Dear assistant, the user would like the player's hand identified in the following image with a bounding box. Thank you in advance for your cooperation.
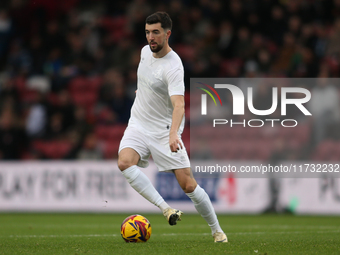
[169,132,183,152]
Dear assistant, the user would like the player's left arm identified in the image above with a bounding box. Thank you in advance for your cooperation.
[169,95,184,152]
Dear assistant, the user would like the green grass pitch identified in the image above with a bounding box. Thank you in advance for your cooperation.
[0,213,339,255]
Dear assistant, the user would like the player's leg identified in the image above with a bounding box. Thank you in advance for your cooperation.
[174,167,228,242]
[118,130,171,213]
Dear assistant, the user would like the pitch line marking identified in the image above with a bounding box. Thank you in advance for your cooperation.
[2,230,339,238]
[1,224,339,230]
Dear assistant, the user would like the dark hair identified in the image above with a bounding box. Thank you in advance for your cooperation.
[145,12,172,31]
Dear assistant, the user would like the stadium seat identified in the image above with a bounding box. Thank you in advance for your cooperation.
[71,92,98,107]
[69,77,88,92]
[294,124,311,144]
[173,44,195,61]
[219,58,243,77]
[255,141,273,161]
[191,124,213,138]
[312,140,337,160]
[32,140,72,159]
[103,142,120,159]
[69,76,102,94]
[20,89,40,103]
[95,124,126,141]
[47,93,60,105]
[98,16,128,43]
[14,76,27,93]
[209,140,238,159]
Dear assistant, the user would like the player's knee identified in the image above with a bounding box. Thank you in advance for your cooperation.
[117,158,133,171]
[183,183,197,193]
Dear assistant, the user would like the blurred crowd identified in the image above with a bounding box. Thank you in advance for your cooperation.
[0,0,339,160]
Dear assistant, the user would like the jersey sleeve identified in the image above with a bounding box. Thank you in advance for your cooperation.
[165,67,185,97]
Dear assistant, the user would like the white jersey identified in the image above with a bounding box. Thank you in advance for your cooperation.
[128,45,185,138]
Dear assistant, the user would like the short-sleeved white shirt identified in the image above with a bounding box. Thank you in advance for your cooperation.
[128,45,185,138]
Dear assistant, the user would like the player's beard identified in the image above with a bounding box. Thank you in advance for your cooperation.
[149,42,163,53]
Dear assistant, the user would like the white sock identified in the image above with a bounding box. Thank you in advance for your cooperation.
[121,165,170,211]
[159,201,170,212]
[186,185,223,235]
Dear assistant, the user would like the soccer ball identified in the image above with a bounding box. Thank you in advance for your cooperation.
[121,214,152,243]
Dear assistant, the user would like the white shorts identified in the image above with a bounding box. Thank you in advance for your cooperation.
[118,126,190,172]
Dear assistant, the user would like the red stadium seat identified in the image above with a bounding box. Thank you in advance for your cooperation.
[173,44,195,61]
[255,140,273,161]
[95,124,127,141]
[20,89,39,103]
[312,140,337,160]
[103,142,120,159]
[69,76,102,94]
[47,93,60,105]
[219,58,243,77]
[13,76,27,93]
[98,16,128,43]
[71,92,98,107]
[191,124,212,139]
[33,140,72,159]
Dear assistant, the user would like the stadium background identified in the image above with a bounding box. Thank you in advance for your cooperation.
[0,0,339,214]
